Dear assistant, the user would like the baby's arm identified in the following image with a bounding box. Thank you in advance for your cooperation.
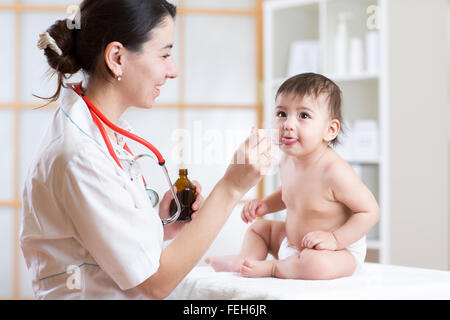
[328,163,381,249]
[241,187,286,223]
[262,186,286,213]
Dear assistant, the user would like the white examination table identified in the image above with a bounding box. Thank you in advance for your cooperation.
[168,263,450,300]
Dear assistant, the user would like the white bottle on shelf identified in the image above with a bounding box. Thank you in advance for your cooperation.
[334,12,350,75]
[349,37,364,75]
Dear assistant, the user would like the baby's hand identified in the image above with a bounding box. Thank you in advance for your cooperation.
[301,231,338,251]
[241,199,268,224]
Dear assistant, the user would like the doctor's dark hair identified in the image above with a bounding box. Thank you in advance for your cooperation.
[37,0,176,104]
[275,73,343,146]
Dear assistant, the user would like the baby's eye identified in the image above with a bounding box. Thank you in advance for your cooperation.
[162,54,171,59]
[275,111,286,117]
[299,112,310,119]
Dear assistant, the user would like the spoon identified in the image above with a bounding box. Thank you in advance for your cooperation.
[272,139,285,145]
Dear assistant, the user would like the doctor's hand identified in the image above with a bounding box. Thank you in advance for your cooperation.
[222,127,277,198]
[159,182,203,241]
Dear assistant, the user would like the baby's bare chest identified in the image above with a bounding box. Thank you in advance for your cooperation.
[280,162,343,218]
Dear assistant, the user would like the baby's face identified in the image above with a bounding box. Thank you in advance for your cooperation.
[273,92,336,157]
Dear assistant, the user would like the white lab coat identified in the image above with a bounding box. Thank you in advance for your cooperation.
[20,85,164,299]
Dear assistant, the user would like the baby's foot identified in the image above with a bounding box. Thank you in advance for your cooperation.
[239,259,275,278]
[205,255,245,273]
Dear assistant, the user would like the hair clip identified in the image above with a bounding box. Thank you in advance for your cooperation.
[37,32,63,56]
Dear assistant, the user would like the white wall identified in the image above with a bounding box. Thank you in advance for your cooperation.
[447,0,450,270]
[387,0,449,270]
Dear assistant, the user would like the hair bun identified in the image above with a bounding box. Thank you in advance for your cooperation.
[43,19,80,75]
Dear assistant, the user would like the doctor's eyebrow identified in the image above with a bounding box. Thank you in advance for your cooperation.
[161,44,173,50]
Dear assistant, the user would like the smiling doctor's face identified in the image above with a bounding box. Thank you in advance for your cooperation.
[120,16,178,108]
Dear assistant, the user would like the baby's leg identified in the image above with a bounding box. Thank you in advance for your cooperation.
[272,248,357,280]
[205,220,285,272]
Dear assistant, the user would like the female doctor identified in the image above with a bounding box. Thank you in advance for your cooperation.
[20,0,274,299]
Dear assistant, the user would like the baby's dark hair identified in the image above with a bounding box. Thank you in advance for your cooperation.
[275,73,343,146]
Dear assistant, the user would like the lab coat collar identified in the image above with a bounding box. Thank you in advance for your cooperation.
[59,83,134,157]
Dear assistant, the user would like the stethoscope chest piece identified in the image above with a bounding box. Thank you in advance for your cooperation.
[145,188,159,208]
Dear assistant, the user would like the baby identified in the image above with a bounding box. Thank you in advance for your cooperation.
[206,73,380,280]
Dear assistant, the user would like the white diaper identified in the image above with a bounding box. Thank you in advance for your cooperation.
[277,237,302,260]
[277,236,367,275]
[345,236,367,274]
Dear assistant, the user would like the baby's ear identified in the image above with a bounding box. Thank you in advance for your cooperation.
[324,119,340,143]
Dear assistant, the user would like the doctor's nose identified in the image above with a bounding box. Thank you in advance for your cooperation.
[166,59,179,79]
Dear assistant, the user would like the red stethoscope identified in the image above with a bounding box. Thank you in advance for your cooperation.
[71,83,181,225]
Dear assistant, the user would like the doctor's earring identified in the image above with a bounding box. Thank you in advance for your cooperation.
[116,73,122,81]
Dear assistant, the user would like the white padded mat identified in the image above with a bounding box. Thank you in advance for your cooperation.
[168,263,450,300]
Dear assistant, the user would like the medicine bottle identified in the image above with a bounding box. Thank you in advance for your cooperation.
[169,169,197,221]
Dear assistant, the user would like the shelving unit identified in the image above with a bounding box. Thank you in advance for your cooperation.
[262,0,388,263]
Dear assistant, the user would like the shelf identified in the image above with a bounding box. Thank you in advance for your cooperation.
[264,0,320,12]
[346,158,380,165]
[325,72,379,82]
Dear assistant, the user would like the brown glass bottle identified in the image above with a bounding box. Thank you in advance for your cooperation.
[169,169,197,221]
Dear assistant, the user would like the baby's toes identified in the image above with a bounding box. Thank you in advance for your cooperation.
[239,259,254,277]
[244,258,257,267]
[240,265,251,277]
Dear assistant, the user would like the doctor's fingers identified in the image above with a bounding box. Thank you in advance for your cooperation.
[250,137,277,165]
[191,180,202,195]
[247,128,268,149]
[231,130,267,166]
[192,193,203,211]
[190,211,199,220]
[163,186,177,201]
[248,135,271,159]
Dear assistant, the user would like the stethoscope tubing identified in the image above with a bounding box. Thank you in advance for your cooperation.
[71,84,165,165]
